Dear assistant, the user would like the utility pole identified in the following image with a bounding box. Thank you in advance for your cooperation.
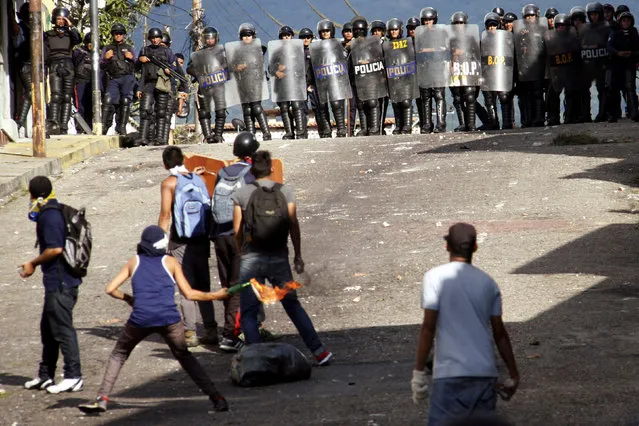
[30,0,45,157]
[191,0,203,140]
[90,0,102,135]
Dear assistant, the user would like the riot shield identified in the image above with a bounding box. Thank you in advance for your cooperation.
[349,35,389,101]
[267,39,307,103]
[309,39,352,104]
[414,24,450,89]
[579,23,610,82]
[224,39,270,105]
[480,30,514,92]
[382,37,418,103]
[189,45,239,110]
[514,19,547,82]
[545,28,582,92]
[448,24,481,87]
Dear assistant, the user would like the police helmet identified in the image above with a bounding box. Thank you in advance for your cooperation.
[202,26,219,43]
[111,23,126,35]
[238,23,256,38]
[553,13,571,27]
[233,132,260,158]
[492,7,505,17]
[51,7,70,25]
[342,22,353,36]
[420,7,438,24]
[522,4,538,17]
[161,32,171,46]
[279,25,294,39]
[299,27,314,39]
[544,8,559,19]
[147,28,163,41]
[618,11,634,26]
[406,17,421,29]
[370,20,385,35]
[317,19,335,38]
[602,3,614,13]
[570,6,587,22]
[586,2,603,16]
[484,12,500,28]
[386,18,403,38]
[450,11,469,25]
[351,16,368,37]
[615,5,630,17]
[503,12,518,23]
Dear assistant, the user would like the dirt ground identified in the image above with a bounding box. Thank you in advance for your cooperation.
[1,121,638,425]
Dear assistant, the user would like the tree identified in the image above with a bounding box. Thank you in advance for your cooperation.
[57,0,171,45]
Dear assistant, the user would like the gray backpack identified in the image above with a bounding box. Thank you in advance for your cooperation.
[212,165,251,225]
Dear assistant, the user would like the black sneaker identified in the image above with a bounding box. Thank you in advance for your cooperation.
[210,395,229,412]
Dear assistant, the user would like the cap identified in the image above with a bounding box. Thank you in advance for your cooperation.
[444,223,477,248]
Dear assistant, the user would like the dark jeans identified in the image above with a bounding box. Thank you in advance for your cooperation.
[212,234,241,339]
[38,286,82,379]
[428,377,497,426]
[98,321,221,398]
[238,253,324,356]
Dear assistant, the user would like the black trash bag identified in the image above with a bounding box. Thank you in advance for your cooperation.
[231,342,312,387]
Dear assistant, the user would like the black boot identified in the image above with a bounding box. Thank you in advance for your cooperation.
[293,102,307,139]
[401,103,413,134]
[367,101,380,135]
[474,100,489,130]
[253,105,271,141]
[278,102,295,139]
[46,102,61,136]
[59,102,72,134]
[421,94,433,133]
[154,118,168,145]
[465,98,477,132]
[213,111,225,143]
[17,98,32,130]
[136,117,150,146]
[332,101,347,137]
[391,103,401,135]
[317,104,332,138]
[116,103,131,135]
[200,117,215,143]
[501,100,513,129]
[532,96,545,127]
[434,94,447,133]
[356,105,367,136]
[242,104,255,134]
[102,104,116,135]
[453,102,465,132]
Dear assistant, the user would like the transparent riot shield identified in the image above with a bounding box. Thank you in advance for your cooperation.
[414,24,451,89]
[309,39,352,104]
[267,39,307,103]
[480,30,514,92]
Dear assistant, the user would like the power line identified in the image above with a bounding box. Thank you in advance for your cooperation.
[229,0,276,39]
[249,0,295,32]
[207,0,238,41]
[303,0,343,28]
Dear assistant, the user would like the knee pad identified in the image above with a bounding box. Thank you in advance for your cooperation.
[198,110,211,120]
[330,100,343,111]
[398,100,412,109]
[120,97,132,106]
[103,93,115,105]
[251,102,263,115]
[140,109,152,120]
[365,99,378,109]
[50,92,64,104]
[215,109,226,119]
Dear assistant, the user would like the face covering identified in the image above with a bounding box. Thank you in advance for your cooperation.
[28,190,56,222]
[168,165,189,176]
[137,227,169,257]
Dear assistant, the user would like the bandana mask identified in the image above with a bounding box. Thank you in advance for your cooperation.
[28,190,56,222]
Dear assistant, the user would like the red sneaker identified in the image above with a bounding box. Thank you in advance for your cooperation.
[315,351,333,366]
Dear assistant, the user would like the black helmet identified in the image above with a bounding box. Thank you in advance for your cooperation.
[615,5,630,17]
[111,23,126,35]
[238,22,256,38]
[83,32,91,44]
[602,3,614,13]
[342,22,353,35]
[522,4,538,17]
[586,2,603,16]
[279,25,294,39]
[492,7,505,17]
[161,32,171,46]
[503,12,518,23]
[420,7,438,24]
[18,2,30,22]
[370,20,385,35]
[484,12,500,28]
[618,11,634,26]
[299,27,313,38]
[553,13,571,27]
[317,19,335,38]
[450,11,468,25]
[570,6,587,22]
[406,17,421,29]
[386,18,403,38]
[544,8,559,19]
[202,26,219,42]
[147,27,163,41]
[51,7,70,25]
[351,16,368,37]
[233,132,260,158]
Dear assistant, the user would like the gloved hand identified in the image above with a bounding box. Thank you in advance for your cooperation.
[411,369,429,405]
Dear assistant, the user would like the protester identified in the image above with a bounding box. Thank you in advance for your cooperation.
[412,223,520,425]
[159,146,218,347]
[77,225,229,414]
[232,150,332,365]
[20,176,83,394]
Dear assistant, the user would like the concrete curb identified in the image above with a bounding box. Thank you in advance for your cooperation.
[0,135,120,199]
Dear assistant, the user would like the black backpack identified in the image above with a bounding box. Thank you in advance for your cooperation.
[40,203,93,278]
[243,183,290,251]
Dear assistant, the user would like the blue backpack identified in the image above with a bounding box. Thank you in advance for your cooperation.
[173,173,211,238]
[212,165,252,226]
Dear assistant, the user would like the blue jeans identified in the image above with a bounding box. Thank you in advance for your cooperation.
[239,253,324,356]
[428,377,497,426]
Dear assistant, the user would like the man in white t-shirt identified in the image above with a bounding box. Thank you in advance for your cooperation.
[412,223,520,425]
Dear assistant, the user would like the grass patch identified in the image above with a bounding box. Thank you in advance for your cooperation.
[552,133,615,146]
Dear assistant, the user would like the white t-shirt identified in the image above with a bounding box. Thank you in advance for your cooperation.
[421,261,502,380]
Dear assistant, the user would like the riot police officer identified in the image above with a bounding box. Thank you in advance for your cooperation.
[342,22,353,48]
[299,28,318,133]
[44,7,81,135]
[316,19,348,137]
[584,2,611,122]
[135,27,176,145]
[545,8,559,30]
[72,33,93,132]
[406,17,420,38]
[187,26,228,143]
[492,7,506,29]
[385,18,415,134]
[603,4,615,26]
[606,11,639,122]
[370,20,389,134]
[101,23,136,136]
[13,2,32,133]
[503,12,517,33]
[418,7,447,133]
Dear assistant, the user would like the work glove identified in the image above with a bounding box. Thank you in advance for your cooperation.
[411,369,429,405]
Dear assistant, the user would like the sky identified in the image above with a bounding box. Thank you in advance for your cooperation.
[132,0,599,59]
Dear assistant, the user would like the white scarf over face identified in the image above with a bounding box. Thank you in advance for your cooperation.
[169,165,189,176]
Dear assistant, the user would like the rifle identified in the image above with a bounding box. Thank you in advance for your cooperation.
[148,55,190,86]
